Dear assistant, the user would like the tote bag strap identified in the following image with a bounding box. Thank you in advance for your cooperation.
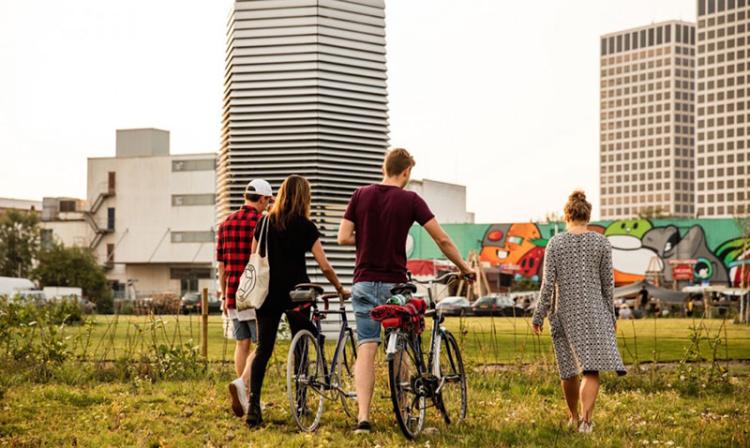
[253,215,269,258]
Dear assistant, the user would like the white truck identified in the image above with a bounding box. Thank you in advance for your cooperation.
[0,276,36,297]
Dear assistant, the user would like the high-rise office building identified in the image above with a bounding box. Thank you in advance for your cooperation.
[696,0,750,217]
[217,0,389,283]
[600,21,696,219]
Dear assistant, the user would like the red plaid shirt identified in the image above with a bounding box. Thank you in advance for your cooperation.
[216,205,261,309]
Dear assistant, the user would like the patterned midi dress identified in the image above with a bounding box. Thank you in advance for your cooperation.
[532,232,626,379]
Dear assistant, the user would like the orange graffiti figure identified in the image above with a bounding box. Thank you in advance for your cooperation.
[480,223,541,269]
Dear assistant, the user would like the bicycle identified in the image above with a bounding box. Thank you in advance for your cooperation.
[285,283,358,432]
[376,272,472,439]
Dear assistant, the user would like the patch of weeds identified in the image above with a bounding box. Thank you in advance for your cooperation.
[42,389,109,408]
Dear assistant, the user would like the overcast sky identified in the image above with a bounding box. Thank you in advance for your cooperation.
[0,0,695,222]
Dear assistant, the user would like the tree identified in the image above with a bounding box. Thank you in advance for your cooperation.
[32,243,113,313]
[0,209,41,278]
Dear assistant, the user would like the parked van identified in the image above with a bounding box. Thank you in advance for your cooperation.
[0,276,36,297]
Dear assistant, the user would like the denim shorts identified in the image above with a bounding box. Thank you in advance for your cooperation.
[232,318,258,343]
[352,282,395,346]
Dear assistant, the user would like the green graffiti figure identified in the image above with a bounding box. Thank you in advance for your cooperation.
[604,219,653,239]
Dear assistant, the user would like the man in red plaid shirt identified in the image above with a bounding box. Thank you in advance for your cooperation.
[217,179,274,418]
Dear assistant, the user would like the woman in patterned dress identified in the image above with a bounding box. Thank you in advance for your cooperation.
[532,191,626,433]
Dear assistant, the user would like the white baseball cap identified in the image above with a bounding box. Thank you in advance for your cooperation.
[245,179,273,197]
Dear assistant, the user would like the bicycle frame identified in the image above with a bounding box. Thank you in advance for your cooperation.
[307,299,355,391]
[384,277,446,390]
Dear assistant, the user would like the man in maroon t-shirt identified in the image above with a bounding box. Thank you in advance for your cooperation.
[338,148,473,433]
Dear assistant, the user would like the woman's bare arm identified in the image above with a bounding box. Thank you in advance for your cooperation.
[311,239,350,298]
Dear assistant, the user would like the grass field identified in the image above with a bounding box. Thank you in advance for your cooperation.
[2,315,750,447]
[62,314,750,365]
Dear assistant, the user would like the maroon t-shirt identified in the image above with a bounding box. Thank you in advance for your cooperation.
[344,184,435,283]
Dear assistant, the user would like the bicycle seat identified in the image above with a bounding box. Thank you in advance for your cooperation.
[290,283,324,303]
[390,283,417,296]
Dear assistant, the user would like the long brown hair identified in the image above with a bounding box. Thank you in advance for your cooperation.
[268,175,311,230]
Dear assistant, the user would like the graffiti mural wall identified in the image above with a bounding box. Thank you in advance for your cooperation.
[407,219,750,287]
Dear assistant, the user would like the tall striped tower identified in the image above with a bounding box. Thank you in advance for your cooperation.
[217,0,389,284]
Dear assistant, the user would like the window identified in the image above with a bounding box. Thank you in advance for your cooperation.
[107,207,115,231]
[59,200,76,212]
[41,229,54,250]
[103,244,114,267]
[172,159,214,172]
[172,194,215,206]
[171,231,215,243]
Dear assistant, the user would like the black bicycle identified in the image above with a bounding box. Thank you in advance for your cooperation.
[379,272,471,439]
[286,284,358,432]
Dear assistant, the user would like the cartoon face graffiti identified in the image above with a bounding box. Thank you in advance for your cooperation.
[641,225,729,283]
[481,223,544,278]
[604,219,660,284]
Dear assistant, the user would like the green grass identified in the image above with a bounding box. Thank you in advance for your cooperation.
[2,365,750,447]
[66,314,750,365]
[3,315,750,447]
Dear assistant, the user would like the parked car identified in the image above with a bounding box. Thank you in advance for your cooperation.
[472,294,527,317]
[436,296,471,316]
[180,292,221,314]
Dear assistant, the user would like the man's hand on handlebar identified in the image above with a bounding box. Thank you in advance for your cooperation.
[337,287,351,300]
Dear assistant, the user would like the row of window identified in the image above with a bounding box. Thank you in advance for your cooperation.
[171,231,215,243]
[601,24,695,56]
[698,49,747,67]
[697,76,749,90]
[602,182,694,194]
[696,204,747,216]
[698,12,748,30]
[601,205,695,218]
[602,137,694,151]
[171,194,216,206]
[602,125,696,141]
[602,147,694,160]
[698,141,750,151]
[172,159,215,172]
[698,179,747,190]
[697,127,750,140]
[697,166,748,177]
[697,115,750,128]
[698,0,749,16]
[698,22,748,40]
[604,195,694,206]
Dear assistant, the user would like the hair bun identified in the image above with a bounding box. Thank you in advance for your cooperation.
[569,190,587,202]
[564,190,592,223]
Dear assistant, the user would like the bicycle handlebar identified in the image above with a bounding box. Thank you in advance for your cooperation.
[410,272,475,285]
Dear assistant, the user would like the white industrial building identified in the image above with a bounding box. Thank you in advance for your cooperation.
[406,179,474,224]
[74,128,218,298]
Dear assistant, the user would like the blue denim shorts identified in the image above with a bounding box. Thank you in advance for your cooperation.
[352,282,395,346]
[232,318,258,343]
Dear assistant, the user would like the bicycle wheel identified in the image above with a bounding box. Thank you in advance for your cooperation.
[435,330,467,425]
[286,329,325,432]
[387,332,425,439]
[332,328,358,419]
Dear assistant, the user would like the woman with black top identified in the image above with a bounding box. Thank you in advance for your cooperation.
[246,175,350,428]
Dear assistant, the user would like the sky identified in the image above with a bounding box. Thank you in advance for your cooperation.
[0,0,695,222]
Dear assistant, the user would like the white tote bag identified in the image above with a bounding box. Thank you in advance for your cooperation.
[236,216,270,311]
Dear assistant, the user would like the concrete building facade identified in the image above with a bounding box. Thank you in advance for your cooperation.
[0,198,42,216]
[600,21,697,220]
[406,179,474,224]
[695,0,750,217]
[87,129,217,298]
[217,0,389,284]
[40,197,90,248]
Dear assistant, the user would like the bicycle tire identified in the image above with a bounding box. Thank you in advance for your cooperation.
[286,329,325,432]
[387,332,425,439]
[333,328,358,419]
[435,330,467,425]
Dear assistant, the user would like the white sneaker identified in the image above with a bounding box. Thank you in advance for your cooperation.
[229,378,249,417]
[578,421,594,433]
